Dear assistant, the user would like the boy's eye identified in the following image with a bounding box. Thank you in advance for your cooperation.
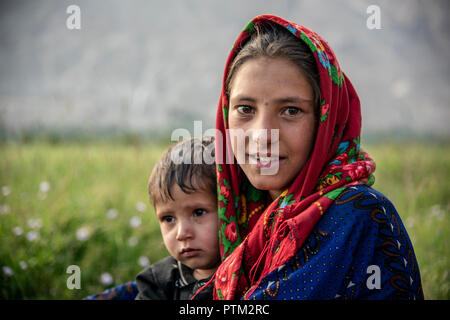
[161,216,175,223]
[193,208,207,217]
[236,105,254,115]
[282,107,301,117]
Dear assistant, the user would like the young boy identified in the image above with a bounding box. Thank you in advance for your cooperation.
[135,137,220,300]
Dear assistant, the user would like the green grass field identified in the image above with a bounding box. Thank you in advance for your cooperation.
[0,141,449,299]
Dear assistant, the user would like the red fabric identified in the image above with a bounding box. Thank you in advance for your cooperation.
[207,15,376,300]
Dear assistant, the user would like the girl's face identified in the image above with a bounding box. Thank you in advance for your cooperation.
[228,57,317,200]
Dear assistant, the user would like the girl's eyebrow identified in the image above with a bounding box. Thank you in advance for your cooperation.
[231,95,312,104]
[232,95,256,103]
[273,97,313,104]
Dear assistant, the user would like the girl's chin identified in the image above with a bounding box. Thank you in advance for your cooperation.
[246,175,286,193]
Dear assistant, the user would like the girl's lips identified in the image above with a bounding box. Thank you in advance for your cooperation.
[247,154,286,169]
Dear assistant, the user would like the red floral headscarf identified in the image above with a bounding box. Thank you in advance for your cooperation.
[211,15,376,300]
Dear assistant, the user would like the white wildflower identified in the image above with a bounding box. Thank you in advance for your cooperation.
[19,261,28,270]
[405,216,415,229]
[135,201,147,213]
[106,208,118,219]
[39,181,51,193]
[2,266,14,276]
[128,237,138,247]
[1,204,10,215]
[13,226,23,236]
[129,216,141,228]
[76,226,92,241]
[28,218,43,230]
[26,231,39,242]
[429,205,445,221]
[2,186,10,196]
[100,272,113,286]
[138,256,150,267]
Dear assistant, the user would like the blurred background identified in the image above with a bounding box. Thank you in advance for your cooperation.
[0,0,448,299]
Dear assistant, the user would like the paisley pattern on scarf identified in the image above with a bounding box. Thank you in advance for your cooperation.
[207,14,380,300]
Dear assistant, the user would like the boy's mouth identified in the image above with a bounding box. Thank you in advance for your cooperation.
[180,247,201,257]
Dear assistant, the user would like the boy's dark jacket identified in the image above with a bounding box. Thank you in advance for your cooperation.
[135,256,212,300]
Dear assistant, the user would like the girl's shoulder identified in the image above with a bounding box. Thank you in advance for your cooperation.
[333,184,393,206]
[327,184,398,221]
[319,184,411,252]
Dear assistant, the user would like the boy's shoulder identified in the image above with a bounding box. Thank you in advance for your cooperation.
[137,256,178,283]
[135,256,213,300]
[135,256,180,300]
[150,256,179,273]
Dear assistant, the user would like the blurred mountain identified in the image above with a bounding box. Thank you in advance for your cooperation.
[0,0,449,140]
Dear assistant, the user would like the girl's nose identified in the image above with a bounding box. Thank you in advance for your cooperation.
[176,220,194,241]
[250,111,280,151]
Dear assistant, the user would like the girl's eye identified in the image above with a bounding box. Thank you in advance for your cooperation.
[161,216,175,223]
[282,107,301,117]
[193,208,207,217]
[236,105,254,115]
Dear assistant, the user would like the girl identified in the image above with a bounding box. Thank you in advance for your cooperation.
[196,15,424,300]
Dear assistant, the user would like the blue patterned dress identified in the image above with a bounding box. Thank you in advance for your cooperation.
[246,185,423,300]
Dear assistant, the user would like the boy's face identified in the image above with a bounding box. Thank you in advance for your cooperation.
[154,184,220,279]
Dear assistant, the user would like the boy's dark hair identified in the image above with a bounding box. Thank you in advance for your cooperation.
[148,136,217,206]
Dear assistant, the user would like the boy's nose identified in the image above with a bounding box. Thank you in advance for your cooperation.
[176,221,194,241]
